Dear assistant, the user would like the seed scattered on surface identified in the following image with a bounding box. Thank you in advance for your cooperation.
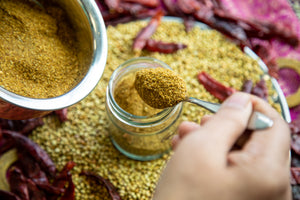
[135,67,187,109]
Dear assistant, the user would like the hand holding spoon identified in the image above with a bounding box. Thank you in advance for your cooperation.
[134,67,273,130]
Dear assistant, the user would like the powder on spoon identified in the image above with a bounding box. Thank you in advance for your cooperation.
[134,67,187,109]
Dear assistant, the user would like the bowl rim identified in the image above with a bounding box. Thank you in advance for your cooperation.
[0,0,108,111]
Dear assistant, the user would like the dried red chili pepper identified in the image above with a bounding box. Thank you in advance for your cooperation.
[177,0,202,14]
[8,167,30,200]
[96,0,123,23]
[2,130,56,177]
[104,0,120,11]
[16,151,49,187]
[262,22,299,47]
[15,152,65,195]
[38,182,66,196]
[0,118,44,136]
[54,109,68,123]
[48,161,76,200]
[241,79,268,101]
[251,79,268,101]
[199,73,269,102]
[208,8,299,48]
[251,43,279,78]
[241,80,253,93]
[123,0,159,8]
[192,4,214,21]
[102,10,122,23]
[145,39,187,53]
[59,175,75,200]
[8,166,48,200]
[101,0,158,26]
[0,138,14,155]
[80,171,122,200]
[27,179,47,200]
[245,20,299,47]
[54,161,76,182]
[0,190,21,200]
[133,9,164,51]
[96,0,108,12]
[197,71,236,102]
[20,118,44,135]
[193,7,248,45]
[203,0,216,8]
[183,16,196,32]
[119,2,155,17]
[106,15,137,26]
[292,167,300,185]
[161,0,178,15]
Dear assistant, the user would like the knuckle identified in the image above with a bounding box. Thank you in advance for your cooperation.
[217,108,249,128]
[224,114,247,131]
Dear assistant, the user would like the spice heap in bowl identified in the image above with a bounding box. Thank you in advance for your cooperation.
[0,0,107,120]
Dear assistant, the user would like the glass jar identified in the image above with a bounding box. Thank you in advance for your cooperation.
[105,57,183,161]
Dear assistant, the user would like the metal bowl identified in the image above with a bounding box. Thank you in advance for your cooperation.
[0,0,108,120]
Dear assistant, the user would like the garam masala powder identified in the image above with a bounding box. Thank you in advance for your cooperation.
[134,67,187,109]
[114,72,162,116]
[0,0,82,98]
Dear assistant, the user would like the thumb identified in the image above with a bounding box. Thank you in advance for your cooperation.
[202,92,253,154]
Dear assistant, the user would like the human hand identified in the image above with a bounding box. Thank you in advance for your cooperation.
[153,92,291,200]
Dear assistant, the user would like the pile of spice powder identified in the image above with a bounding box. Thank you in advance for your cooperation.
[0,0,82,98]
[114,72,162,116]
[134,67,187,109]
[30,20,281,200]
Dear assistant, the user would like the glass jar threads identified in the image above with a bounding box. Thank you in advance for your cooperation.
[105,57,183,161]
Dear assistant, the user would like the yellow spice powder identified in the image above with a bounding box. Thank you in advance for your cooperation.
[114,72,162,116]
[135,67,187,109]
[0,0,81,98]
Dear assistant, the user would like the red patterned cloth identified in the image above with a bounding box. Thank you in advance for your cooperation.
[221,0,300,59]
[221,0,300,121]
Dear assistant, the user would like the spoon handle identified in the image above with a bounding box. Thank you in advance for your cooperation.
[186,97,273,130]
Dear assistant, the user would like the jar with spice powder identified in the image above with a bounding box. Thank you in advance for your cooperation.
[105,57,183,161]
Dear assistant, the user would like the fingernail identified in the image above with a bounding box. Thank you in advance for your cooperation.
[222,93,250,109]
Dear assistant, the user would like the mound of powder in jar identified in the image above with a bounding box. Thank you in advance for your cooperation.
[134,67,187,109]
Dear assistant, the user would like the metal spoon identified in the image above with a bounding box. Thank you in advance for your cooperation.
[134,68,273,130]
[185,97,274,130]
